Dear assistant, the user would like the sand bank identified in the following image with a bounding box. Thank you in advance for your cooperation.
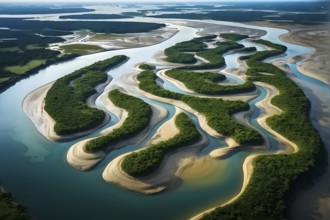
[102,108,209,194]
[23,81,110,141]
[157,69,259,102]
[67,91,168,171]
[191,80,300,219]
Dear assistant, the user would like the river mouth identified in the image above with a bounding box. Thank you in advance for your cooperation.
[0,10,328,220]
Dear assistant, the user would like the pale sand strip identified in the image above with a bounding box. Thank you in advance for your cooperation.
[278,34,329,85]
[137,87,222,139]
[23,77,112,141]
[148,107,180,145]
[66,92,167,171]
[191,81,299,220]
[102,108,209,194]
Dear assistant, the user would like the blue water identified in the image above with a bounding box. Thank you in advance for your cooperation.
[0,17,327,220]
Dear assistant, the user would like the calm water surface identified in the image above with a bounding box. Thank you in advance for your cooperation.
[0,17,326,220]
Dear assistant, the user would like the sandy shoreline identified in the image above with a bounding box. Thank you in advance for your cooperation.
[102,107,210,194]
[250,21,330,85]
[158,69,259,102]
[191,80,298,219]
[23,78,112,141]
[67,90,168,171]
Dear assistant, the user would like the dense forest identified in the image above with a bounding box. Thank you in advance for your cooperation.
[201,36,326,220]
[165,69,255,95]
[44,55,128,135]
[180,41,244,70]
[122,112,201,177]
[85,89,152,152]
[0,18,165,34]
[219,33,249,41]
[0,5,93,14]
[137,66,263,145]
[59,14,132,19]
[0,188,28,220]
[148,2,328,24]
[0,28,78,93]
[0,18,165,93]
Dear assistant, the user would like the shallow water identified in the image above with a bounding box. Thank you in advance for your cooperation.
[0,15,327,220]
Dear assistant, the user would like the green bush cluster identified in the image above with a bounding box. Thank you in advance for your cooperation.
[0,28,79,93]
[251,39,288,51]
[201,38,326,220]
[139,63,156,70]
[137,69,263,145]
[121,112,201,177]
[182,96,262,145]
[220,33,249,41]
[137,69,184,100]
[165,69,256,95]
[164,37,210,64]
[84,89,152,152]
[180,41,244,70]
[44,55,128,135]
[0,190,28,220]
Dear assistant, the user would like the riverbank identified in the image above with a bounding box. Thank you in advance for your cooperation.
[249,21,330,85]
[23,77,111,141]
[67,90,167,171]
[102,107,210,194]
[191,80,300,219]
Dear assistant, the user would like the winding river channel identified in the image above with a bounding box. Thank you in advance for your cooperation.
[0,17,328,220]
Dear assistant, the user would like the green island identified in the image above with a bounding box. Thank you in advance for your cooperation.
[219,33,249,41]
[44,55,128,135]
[0,188,28,220]
[121,112,201,177]
[165,69,255,95]
[0,27,78,93]
[163,35,244,69]
[59,44,105,55]
[59,14,133,19]
[137,65,263,145]
[200,39,326,219]
[180,41,244,70]
[84,89,152,153]
[0,18,166,93]
[164,38,207,64]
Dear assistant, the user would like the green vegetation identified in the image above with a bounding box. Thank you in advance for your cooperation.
[5,59,46,74]
[0,5,94,14]
[165,69,256,95]
[137,69,263,145]
[251,39,288,51]
[201,38,326,220]
[237,47,257,53]
[139,63,156,70]
[59,14,132,19]
[0,18,165,93]
[164,37,209,64]
[60,44,104,55]
[180,41,244,70]
[0,188,28,220]
[220,33,249,41]
[0,28,78,93]
[148,2,329,24]
[84,89,152,152]
[0,18,166,35]
[122,112,201,177]
[44,55,128,135]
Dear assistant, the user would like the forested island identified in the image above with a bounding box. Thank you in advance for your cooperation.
[1,2,328,220]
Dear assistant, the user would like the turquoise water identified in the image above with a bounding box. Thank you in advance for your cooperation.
[0,18,325,220]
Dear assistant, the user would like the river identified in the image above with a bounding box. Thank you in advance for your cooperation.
[0,17,328,220]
